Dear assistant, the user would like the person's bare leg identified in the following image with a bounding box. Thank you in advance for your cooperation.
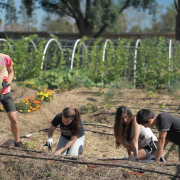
[7,111,20,143]
[129,148,149,160]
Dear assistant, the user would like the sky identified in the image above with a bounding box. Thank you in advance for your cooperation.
[0,0,173,31]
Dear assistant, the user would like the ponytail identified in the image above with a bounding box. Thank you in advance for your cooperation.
[62,107,81,135]
[73,108,81,135]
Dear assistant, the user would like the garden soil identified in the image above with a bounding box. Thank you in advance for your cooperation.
[0,83,180,179]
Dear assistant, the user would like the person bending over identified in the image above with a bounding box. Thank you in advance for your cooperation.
[114,106,163,161]
[137,109,180,162]
[46,107,85,156]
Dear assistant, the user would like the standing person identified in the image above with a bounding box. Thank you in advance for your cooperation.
[137,109,180,162]
[46,107,85,156]
[0,53,23,147]
[114,106,163,161]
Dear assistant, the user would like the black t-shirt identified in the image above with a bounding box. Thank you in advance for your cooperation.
[156,112,180,133]
[51,113,85,140]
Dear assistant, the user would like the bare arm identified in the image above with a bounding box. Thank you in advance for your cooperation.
[132,117,141,158]
[155,131,167,162]
[55,135,78,155]
[48,125,56,137]
[7,64,14,83]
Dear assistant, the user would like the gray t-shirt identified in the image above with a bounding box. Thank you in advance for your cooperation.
[156,112,180,133]
[155,112,180,145]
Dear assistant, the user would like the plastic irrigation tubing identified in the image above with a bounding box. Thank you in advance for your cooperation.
[0,145,44,154]
[0,152,179,178]
[83,123,113,128]
[85,129,113,135]
[13,88,27,101]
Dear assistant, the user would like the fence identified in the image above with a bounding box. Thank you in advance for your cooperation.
[0,36,179,90]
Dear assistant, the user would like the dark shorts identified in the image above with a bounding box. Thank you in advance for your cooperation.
[143,141,158,156]
[166,131,180,145]
[0,93,16,112]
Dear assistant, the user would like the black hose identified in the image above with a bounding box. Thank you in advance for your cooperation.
[0,152,179,178]
[13,88,27,101]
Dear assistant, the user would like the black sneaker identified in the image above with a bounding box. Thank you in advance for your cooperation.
[14,141,23,148]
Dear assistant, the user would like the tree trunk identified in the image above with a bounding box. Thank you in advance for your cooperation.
[76,17,93,38]
[175,11,180,40]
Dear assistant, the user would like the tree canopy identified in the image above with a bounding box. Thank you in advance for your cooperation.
[22,0,157,37]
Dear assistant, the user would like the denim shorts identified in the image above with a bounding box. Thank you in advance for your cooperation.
[0,93,16,112]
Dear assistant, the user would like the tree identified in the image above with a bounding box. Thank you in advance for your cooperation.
[22,0,157,38]
[41,16,78,33]
[143,4,176,33]
[5,0,17,26]
[0,0,16,30]
[18,2,37,31]
[174,0,180,40]
[4,0,18,31]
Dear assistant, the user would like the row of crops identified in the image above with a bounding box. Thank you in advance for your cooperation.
[0,34,180,91]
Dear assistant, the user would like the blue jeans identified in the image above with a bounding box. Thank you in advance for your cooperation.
[56,135,85,156]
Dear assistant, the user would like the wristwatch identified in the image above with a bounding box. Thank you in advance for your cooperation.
[2,82,11,87]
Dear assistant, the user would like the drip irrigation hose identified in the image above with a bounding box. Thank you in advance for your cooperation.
[0,145,43,154]
[83,123,113,128]
[13,88,27,101]
[85,129,113,136]
[0,152,179,178]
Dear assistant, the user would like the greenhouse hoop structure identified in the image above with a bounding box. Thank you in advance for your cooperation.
[0,37,178,88]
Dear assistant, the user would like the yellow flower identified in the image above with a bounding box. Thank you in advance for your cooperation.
[19,110,22,112]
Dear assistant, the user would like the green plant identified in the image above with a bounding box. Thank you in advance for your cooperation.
[3,35,46,81]
[159,102,166,109]
[37,89,53,102]
[44,171,53,177]
[15,96,43,113]
[166,76,180,96]
[23,141,35,150]
[147,90,155,98]
[104,89,116,102]
[9,133,13,137]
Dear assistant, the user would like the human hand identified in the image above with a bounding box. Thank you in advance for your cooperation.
[55,149,63,155]
[46,137,53,148]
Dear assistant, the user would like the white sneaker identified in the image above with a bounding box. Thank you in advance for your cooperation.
[145,155,166,162]
[122,155,129,160]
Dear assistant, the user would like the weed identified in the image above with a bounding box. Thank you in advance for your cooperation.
[95,87,104,96]
[9,133,13,137]
[147,90,155,98]
[23,141,35,150]
[45,170,53,177]
[166,77,180,96]
[79,103,97,114]
[159,102,166,109]
[104,89,116,102]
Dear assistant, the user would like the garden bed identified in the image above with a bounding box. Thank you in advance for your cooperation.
[0,83,179,179]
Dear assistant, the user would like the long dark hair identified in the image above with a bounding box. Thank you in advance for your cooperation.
[114,106,133,148]
[62,107,81,135]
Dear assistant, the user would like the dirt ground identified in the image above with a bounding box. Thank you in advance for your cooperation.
[0,83,180,180]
